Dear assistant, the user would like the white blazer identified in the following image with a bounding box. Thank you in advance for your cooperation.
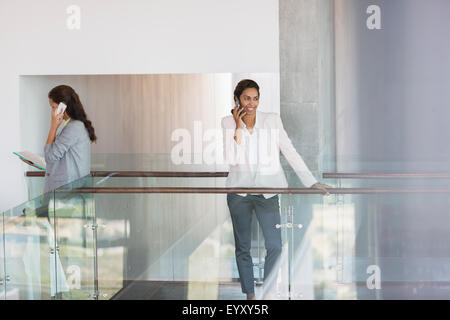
[221,111,317,193]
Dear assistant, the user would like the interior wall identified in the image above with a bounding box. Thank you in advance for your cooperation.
[335,0,450,172]
[20,74,230,155]
[20,73,280,156]
[334,0,450,299]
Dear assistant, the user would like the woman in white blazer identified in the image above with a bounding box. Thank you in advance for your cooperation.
[221,79,330,300]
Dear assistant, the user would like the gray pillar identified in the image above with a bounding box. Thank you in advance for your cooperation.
[279,0,336,180]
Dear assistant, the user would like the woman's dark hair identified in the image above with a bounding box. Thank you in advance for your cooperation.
[48,85,97,143]
[233,79,260,101]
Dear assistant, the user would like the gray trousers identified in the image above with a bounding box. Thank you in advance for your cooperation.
[227,193,282,294]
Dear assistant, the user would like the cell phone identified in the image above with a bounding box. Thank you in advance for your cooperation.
[56,102,67,115]
[231,98,243,115]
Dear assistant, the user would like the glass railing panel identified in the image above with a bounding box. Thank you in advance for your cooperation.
[1,211,5,299]
[335,175,450,298]
[287,176,450,300]
[90,176,227,189]
[90,191,234,300]
[2,193,57,299]
[251,213,266,291]
[255,193,291,300]
[55,171,450,300]
[336,174,450,189]
[140,192,292,300]
[25,170,46,201]
[339,190,450,300]
[19,155,450,300]
[90,175,228,299]
[55,175,293,300]
[85,152,229,190]
[91,154,450,175]
[271,192,331,300]
[90,153,229,173]
[94,192,155,300]
[326,158,450,173]
[53,176,96,299]
[294,192,357,299]
[169,193,229,299]
[25,152,229,200]
[53,170,325,300]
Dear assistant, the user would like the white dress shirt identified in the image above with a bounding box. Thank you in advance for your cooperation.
[241,117,263,197]
[221,111,317,198]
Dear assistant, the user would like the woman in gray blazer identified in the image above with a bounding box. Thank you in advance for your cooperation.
[20,85,96,298]
[45,85,96,193]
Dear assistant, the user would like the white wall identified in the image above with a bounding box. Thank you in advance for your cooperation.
[0,0,279,211]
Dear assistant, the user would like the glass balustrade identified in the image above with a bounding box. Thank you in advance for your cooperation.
[0,210,4,299]
[2,194,56,299]
[3,159,450,300]
[286,176,450,300]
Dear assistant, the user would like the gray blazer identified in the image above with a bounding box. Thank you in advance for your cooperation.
[44,119,91,193]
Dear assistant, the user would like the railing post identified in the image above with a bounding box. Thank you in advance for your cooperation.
[91,193,99,300]
[336,177,344,284]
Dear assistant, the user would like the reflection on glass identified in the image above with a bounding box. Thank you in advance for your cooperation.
[0,211,4,299]
[54,177,96,300]
[11,170,450,300]
[3,194,60,299]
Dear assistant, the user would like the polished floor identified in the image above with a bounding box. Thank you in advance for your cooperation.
[110,280,450,300]
[111,280,264,300]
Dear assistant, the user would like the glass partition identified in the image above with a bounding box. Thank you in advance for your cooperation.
[25,173,46,201]
[0,211,4,299]
[56,175,237,300]
[1,176,98,300]
[90,153,229,173]
[288,176,450,300]
[2,194,57,299]
[49,172,286,300]
[11,170,450,300]
[24,153,230,202]
[53,177,96,300]
[49,172,309,300]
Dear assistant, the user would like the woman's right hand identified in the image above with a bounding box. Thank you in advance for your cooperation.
[311,182,332,196]
[50,107,64,129]
[232,105,246,129]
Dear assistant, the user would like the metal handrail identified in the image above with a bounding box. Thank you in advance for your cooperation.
[26,171,229,177]
[323,173,450,179]
[55,187,450,194]
[26,171,450,179]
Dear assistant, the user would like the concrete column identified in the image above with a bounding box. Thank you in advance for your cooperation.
[279,0,336,182]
